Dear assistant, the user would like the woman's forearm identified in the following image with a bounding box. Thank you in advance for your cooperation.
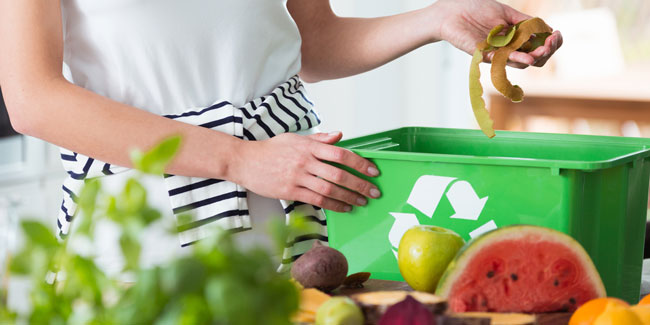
[6,78,242,180]
[290,0,562,82]
[0,0,242,181]
[0,0,383,211]
[288,1,443,82]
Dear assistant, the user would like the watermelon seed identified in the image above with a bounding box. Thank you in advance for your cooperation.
[487,271,495,278]
[569,297,576,305]
[553,279,559,287]
[510,273,518,281]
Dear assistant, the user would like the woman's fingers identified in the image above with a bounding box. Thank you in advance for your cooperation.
[508,30,562,68]
[238,133,381,212]
[485,50,530,69]
[487,30,562,69]
[308,161,380,199]
[311,142,380,178]
[307,131,343,145]
[302,135,381,210]
[528,31,562,58]
[309,159,379,195]
[294,187,351,212]
[532,31,562,67]
[504,4,532,26]
[507,51,535,66]
[301,174,367,207]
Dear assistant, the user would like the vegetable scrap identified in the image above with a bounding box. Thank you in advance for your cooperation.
[469,18,553,138]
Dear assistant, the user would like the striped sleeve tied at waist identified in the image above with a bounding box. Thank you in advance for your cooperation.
[57,76,327,272]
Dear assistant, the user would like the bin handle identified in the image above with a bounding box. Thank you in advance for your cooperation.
[345,137,400,151]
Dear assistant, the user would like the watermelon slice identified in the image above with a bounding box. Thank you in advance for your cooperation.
[435,225,606,313]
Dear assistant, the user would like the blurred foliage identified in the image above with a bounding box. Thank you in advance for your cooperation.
[0,136,299,324]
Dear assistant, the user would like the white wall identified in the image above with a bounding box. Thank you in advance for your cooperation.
[306,0,476,139]
[0,0,478,254]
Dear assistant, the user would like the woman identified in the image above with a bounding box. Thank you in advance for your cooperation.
[0,0,561,271]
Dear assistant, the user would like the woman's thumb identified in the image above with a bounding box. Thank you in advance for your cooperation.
[308,131,343,144]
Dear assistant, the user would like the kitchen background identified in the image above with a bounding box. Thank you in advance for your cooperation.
[1,0,650,294]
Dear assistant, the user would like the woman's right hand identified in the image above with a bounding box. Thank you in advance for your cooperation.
[230,132,381,212]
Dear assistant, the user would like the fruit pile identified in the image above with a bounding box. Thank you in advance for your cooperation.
[569,296,650,325]
[289,240,453,324]
[432,225,605,314]
[289,225,646,324]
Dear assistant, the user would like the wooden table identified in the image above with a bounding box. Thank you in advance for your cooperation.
[486,66,650,135]
[490,94,650,134]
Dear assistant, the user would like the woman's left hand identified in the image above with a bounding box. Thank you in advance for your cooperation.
[431,0,563,69]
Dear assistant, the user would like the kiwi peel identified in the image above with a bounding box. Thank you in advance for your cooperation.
[470,17,553,138]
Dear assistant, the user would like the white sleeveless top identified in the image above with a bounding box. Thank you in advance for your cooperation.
[59,0,326,276]
[61,0,302,111]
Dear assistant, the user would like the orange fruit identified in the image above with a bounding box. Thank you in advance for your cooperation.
[630,305,650,324]
[569,297,629,325]
[593,302,642,325]
[640,294,650,306]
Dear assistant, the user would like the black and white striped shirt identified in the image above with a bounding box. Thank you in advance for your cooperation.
[58,76,327,271]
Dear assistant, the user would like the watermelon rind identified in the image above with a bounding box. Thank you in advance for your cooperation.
[434,225,606,302]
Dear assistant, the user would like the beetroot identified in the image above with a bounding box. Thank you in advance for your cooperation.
[291,241,348,292]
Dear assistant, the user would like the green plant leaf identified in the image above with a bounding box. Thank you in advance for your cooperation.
[160,258,206,294]
[68,256,106,304]
[113,268,165,324]
[268,218,290,254]
[4,135,299,324]
[122,178,147,216]
[0,303,17,323]
[119,234,141,271]
[140,207,162,226]
[21,220,59,248]
[131,136,182,175]
[77,179,101,236]
[104,195,118,220]
[8,251,31,274]
[176,213,193,227]
[79,179,100,218]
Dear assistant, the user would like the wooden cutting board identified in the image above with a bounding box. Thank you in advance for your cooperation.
[331,278,413,296]
[331,279,572,325]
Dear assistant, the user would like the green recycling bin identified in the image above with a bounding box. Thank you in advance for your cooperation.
[324,127,650,303]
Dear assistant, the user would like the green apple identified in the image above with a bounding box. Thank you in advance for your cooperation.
[398,225,465,292]
[315,297,364,325]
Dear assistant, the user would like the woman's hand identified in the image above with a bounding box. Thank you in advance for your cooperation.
[430,0,563,68]
[230,132,381,212]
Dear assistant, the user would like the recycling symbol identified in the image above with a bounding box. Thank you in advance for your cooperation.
[388,175,497,258]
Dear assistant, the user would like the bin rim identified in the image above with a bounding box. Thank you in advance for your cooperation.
[339,127,650,171]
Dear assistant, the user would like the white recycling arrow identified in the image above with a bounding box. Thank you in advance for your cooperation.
[447,180,488,221]
[388,174,494,261]
[407,175,456,218]
[388,212,420,258]
[469,220,497,238]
